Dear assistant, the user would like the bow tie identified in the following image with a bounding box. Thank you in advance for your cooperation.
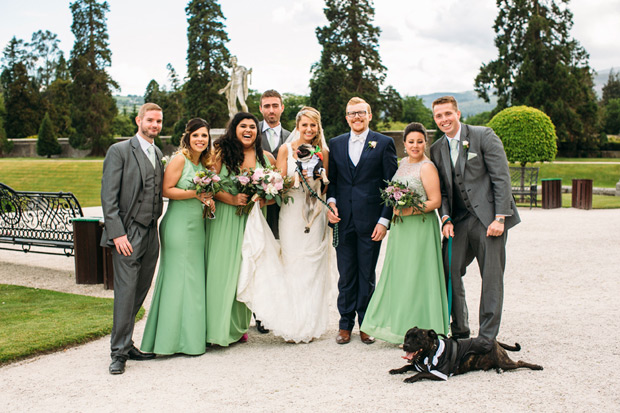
[351,134,365,143]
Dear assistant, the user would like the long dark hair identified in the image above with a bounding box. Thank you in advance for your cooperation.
[179,118,212,168]
[214,112,265,175]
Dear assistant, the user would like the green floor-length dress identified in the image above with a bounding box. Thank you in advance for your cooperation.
[141,155,208,355]
[361,159,449,344]
[205,160,268,346]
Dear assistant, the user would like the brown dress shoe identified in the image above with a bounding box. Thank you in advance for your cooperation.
[336,329,351,344]
[360,332,375,344]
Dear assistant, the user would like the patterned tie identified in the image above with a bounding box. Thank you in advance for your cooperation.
[449,138,459,166]
[147,145,156,169]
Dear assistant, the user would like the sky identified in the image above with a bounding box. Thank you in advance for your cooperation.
[1,0,619,97]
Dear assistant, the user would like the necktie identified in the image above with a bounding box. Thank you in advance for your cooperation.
[147,145,156,169]
[267,128,277,150]
[449,138,459,166]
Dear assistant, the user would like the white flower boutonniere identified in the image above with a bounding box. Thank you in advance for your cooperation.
[368,141,377,149]
[462,140,469,150]
[161,155,170,169]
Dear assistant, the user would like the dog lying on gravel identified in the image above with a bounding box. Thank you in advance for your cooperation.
[390,327,543,383]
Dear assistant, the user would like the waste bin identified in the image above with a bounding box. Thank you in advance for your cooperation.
[72,217,105,284]
[572,179,593,210]
[541,179,562,209]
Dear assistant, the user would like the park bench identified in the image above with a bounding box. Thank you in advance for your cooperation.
[0,182,83,256]
[509,166,539,209]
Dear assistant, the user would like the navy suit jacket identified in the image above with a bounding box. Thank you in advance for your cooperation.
[327,130,398,236]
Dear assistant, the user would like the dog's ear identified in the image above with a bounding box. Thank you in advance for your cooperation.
[428,329,437,340]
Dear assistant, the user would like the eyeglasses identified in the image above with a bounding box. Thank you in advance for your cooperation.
[346,110,367,118]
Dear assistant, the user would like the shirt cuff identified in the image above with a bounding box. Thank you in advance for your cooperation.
[327,197,336,206]
[378,217,390,228]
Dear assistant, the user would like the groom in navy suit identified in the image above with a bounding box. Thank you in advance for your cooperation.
[327,97,398,345]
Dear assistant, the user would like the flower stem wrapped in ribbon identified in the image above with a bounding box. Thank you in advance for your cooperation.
[380,180,426,224]
[192,170,222,219]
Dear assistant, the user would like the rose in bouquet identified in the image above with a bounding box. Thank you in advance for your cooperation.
[250,166,293,209]
[192,169,222,219]
[380,180,426,224]
[219,169,256,216]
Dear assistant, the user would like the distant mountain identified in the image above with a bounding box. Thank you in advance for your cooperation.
[113,95,144,114]
[419,67,617,116]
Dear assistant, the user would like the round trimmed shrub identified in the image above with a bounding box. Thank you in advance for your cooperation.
[487,106,557,167]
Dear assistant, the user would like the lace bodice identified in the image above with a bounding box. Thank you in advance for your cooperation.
[392,158,432,202]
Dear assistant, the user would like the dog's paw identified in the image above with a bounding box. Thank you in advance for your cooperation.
[389,368,402,375]
[403,375,420,383]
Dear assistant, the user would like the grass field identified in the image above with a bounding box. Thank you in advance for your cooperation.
[1,157,619,208]
[0,284,144,365]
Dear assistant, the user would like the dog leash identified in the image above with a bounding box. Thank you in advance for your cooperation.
[442,218,454,317]
[296,165,339,248]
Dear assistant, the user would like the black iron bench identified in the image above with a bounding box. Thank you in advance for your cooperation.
[0,182,83,256]
[509,166,539,209]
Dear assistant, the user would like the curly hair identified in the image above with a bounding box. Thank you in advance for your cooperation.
[214,112,265,175]
[178,118,213,169]
[403,122,428,142]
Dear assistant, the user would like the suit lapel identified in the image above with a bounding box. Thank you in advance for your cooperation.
[131,136,148,188]
[439,136,452,187]
[458,125,469,177]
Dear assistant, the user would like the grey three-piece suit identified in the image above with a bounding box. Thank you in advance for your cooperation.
[430,123,520,340]
[100,135,164,359]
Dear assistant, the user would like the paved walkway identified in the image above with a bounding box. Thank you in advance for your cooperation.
[1,208,619,412]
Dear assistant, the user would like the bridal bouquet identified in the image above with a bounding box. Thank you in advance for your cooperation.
[223,167,293,215]
[192,169,222,219]
[380,180,426,224]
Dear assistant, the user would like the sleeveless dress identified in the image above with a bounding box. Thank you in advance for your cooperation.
[141,155,208,355]
[360,158,449,344]
[205,159,268,346]
[237,143,334,343]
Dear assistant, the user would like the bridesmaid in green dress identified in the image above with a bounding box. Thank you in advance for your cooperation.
[141,118,215,355]
[206,112,275,346]
[361,122,449,344]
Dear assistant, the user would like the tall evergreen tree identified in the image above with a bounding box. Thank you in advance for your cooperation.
[1,61,43,138]
[475,0,599,155]
[601,69,620,105]
[184,0,231,127]
[27,30,63,90]
[0,93,12,154]
[69,0,118,155]
[309,0,387,138]
[37,112,62,158]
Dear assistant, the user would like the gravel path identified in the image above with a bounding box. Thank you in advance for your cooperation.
[1,208,619,412]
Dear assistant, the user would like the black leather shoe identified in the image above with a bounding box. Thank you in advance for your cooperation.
[255,315,269,334]
[109,357,126,375]
[128,346,156,361]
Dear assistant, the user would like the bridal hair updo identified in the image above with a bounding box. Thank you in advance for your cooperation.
[178,118,213,169]
[295,106,325,150]
[403,122,428,142]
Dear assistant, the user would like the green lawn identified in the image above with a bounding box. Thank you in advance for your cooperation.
[533,162,620,188]
[0,158,103,207]
[0,284,143,365]
[517,193,620,209]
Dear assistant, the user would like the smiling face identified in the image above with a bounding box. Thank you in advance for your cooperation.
[235,117,258,148]
[136,109,163,141]
[433,102,461,138]
[404,131,426,162]
[346,102,372,134]
[189,126,209,156]
[297,115,318,145]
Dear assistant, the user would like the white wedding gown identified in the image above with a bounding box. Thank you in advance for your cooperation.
[237,143,335,343]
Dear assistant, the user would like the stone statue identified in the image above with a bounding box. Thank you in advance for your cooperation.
[219,56,252,120]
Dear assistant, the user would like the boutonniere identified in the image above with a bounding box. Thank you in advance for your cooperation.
[161,155,170,169]
[462,140,469,150]
[367,141,377,150]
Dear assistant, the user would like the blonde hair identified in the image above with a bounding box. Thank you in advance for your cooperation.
[137,102,163,118]
[346,97,372,115]
[296,106,325,150]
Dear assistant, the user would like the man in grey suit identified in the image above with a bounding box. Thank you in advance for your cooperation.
[429,96,520,344]
[101,103,164,374]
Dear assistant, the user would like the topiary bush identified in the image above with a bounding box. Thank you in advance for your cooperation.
[487,106,557,167]
[37,112,62,158]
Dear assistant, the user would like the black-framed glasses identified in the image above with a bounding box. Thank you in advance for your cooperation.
[346,110,367,118]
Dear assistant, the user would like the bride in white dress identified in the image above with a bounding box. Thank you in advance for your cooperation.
[237,107,335,343]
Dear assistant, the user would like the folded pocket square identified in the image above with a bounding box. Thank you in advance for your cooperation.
[467,152,478,160]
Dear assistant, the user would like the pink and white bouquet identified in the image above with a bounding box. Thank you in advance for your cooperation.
[223,167,293,215]
[380,180,426,224]
[192,169,222,219]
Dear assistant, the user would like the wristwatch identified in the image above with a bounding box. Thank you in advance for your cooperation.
[495,217,505,224]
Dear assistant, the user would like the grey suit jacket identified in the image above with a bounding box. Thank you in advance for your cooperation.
[100,135,164,247]
[430,123,520,230]
[259,120,290,159]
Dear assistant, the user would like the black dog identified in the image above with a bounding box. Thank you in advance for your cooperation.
[390,327,543,383]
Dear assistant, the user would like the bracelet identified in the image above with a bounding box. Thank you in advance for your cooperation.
[442,217,453,228]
